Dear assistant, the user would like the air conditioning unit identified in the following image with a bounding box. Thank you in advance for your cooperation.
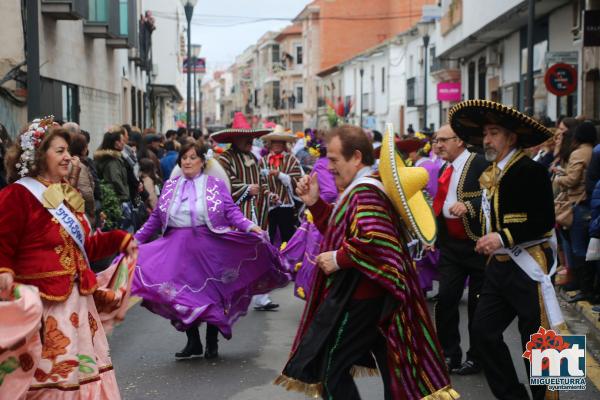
[486,46,502,68]
[152,64,159,78]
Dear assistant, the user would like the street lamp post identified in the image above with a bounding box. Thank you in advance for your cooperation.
[359,66,364,128]
[422,33,430,131]
[181,0,198,131]
[191,44,201,130]
[418,21,432,131]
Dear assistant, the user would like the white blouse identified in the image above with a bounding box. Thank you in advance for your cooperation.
[167,176,208,227]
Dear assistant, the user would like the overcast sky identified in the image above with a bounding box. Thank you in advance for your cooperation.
[188,0,311,76]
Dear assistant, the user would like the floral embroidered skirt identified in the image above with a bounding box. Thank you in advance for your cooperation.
[132,227,290,339]
[27,289,120,399]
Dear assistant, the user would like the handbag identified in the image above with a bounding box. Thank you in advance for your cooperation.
[586,238,600,261]
[554,189,587,229]
[554,191,574,228]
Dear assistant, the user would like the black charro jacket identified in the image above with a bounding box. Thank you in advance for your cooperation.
[437,152,489,243]
[484,150,555,247]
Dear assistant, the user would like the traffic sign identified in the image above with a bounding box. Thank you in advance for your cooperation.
[544,63,577,97]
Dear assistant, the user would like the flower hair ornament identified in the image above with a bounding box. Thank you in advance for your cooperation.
[16,116,55,178]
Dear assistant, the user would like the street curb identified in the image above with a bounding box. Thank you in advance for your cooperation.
[561,290,600,335]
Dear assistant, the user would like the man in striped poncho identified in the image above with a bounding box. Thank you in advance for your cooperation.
[211,113,280,311]
[275,126,457,400]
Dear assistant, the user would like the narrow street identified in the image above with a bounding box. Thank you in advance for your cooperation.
[110,286,600,399]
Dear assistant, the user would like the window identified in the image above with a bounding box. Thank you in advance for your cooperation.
[272,44,280,63]
[407,77,416,107]
[119,0,128,35]
[381,67,385,93]
[467,62,475,99]
[296,86,303,104]
[296,45,303,65]
[273,82,280,109]
[131,86,137,126]
[61,84,78,122]
[429,47,436,71]
[478,57,486,99]
[88,0,108,22]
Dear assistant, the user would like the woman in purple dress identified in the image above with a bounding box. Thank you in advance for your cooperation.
[281,136,338,300]
[132,143,288,359]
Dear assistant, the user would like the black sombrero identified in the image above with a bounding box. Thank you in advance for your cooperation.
[448,99,552,148]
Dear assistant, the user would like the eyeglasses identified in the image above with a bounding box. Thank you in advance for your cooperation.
[432,136,458,144]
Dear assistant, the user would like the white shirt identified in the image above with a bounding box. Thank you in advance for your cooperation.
[497,149,517,172]
[443,149,471,219]
[167,177,208,227]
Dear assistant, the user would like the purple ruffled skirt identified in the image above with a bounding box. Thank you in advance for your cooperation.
[132,227,290,339]
[281,219,322,300]
[415,249,440,292]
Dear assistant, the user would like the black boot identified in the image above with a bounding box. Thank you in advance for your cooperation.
[204,324,219,359]
[175,327,203,359]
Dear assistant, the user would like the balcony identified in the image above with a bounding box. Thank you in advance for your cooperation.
[431,58,461,82]
[41,0,87,20]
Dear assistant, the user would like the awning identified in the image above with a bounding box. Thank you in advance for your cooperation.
[149,84,183,102]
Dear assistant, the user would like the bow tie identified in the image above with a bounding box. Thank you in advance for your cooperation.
[42,183,85,213]
[479,164,501,198]
[269,153,285,168]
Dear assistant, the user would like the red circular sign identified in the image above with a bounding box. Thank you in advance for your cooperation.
[544,63,577,97]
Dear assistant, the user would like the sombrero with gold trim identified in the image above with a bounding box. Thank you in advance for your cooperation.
[261,125,297,142]
[210,112,271,143]
[379,123,437,245]
[448,99,552,149]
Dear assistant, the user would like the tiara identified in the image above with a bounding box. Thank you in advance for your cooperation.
[16,116,55,178]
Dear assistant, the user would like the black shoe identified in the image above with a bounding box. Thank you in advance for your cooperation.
[455,360,482,375]
[445,357,461,373]
[175,328,203,359]
[567,292,588,303]
[204,344,219,359]
[175,342,203,359]
[254,302,279,311]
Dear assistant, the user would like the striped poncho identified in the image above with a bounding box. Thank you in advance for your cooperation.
[218,147,270,230]
[259,152,303,206]
[276,174,458,400]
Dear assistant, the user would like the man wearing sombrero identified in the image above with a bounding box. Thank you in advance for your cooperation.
[259,125,303,245]
[275,125,457,400]
[211,112,279,311]
[449,100,558,400]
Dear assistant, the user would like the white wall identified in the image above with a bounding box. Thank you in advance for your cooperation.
[438,0,523,55]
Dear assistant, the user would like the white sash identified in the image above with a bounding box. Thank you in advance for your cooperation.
[481,192,564,328]
[17,177,90,267]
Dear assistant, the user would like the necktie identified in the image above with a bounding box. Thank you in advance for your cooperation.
[479,163,501,198]
[432,165,453,216]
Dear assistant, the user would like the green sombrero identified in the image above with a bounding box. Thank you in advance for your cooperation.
[448,99,552,148]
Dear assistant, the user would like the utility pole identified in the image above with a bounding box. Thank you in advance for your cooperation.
[26,0,41,120]
[525,0,535,115]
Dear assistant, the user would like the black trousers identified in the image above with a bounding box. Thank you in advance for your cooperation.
[320,298,392,400]
[268,206,297,244]
[472,252,552,400]
[434,238,485,364]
